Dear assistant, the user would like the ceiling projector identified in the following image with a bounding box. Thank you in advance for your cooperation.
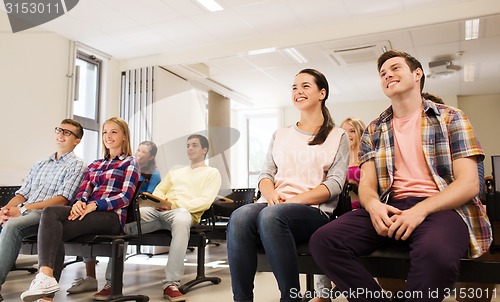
[428,60,461,79]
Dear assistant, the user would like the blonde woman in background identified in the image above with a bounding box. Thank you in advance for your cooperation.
[340,117,366,209]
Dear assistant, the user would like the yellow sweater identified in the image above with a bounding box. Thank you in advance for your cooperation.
[152,165,221,223]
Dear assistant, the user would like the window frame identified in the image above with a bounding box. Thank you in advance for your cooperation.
[73,51,101,132]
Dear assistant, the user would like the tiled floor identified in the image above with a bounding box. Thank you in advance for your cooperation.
[3,242,500,301]
[4,243,283,302]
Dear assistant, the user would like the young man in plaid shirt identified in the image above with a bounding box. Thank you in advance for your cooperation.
[0,119,86,301]
[310,50,491,302]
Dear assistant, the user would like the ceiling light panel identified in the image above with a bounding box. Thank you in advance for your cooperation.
[465,18,480,40]
[463,63,476,82]
[282,48,308,64]
[194,0,224,12]
[247,47,277,56]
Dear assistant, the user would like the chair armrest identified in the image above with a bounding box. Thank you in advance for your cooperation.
[216,195,234,203]
[485,177,494,194]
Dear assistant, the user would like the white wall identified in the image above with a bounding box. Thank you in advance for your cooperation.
[152,68,207,175]
[0,30,72,185]
[101,57,122,123]
[0,12,122,185]
[458,94,500,176]
[0,20,215,186]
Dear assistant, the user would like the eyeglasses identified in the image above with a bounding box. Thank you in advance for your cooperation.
[55,127,79,138]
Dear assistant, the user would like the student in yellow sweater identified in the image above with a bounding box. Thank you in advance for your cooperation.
[92,134,221,302]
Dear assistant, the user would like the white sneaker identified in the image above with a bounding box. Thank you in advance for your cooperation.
[20,272,59,302]
[67,277,98,294]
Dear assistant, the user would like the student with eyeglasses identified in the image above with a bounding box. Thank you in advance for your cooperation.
[54,126,81,138]
[21,117,140,302]
[0,119,86,302]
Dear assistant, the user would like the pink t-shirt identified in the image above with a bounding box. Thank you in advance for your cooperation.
[347,165,360,183]
[391,109,439,199]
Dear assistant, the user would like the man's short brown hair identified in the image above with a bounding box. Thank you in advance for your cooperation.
[377,50,425,93]
[61,118,84,139]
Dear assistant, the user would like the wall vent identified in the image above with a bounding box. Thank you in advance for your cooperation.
[326,41,392,66]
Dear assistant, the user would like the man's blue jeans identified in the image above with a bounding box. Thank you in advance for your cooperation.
[227,203,329,302]
[0,210,41,286]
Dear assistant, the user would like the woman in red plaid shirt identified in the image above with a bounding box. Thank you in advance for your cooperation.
[21,117,140,302]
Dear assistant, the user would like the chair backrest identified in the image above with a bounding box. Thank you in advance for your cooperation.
[126,180,146,225]
[226,188,255,203]
[211,188,256,220]
[478,160,485,196]
[198,205,217,230]
[487,156,500,222]
[493,155,500,192]
[330,182,355,220]
[0,186,21,207]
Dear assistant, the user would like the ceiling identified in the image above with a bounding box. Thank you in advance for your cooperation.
[2,0,500,108]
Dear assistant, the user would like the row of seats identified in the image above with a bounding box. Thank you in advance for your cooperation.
[6,175,500,301]
[0,186,37,275]
[256,177,500,302]
[9,184,256,301]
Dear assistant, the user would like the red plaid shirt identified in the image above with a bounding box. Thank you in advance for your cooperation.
[74,154,139,227]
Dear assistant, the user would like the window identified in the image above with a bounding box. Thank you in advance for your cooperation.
[73,51,101,164]
[247,114,278,188]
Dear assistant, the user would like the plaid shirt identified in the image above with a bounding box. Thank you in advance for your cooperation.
[16,151,85,205]
[359,99,492,258]
[75,154,139,227]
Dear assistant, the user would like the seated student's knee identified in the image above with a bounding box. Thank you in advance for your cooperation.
[309,225,329,251]
[1,217,22,233]
[171,208,192,227]
[41,205,57,218]
[238,202,263,215]
[139,206,159,221]
[256,205,287,230]
[40,205,68,223]
[230,203,261,223]
[227,204,261,235]
[309,222,346,254]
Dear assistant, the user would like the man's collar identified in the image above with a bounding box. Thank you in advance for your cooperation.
[51,150,74,161]
[379,98,440,122]
[106,153,127,160]
[422,99,441,116]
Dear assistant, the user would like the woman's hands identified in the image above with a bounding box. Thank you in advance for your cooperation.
[267,193,287,205]
[259,178,287,205]
[68,200,97,221]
